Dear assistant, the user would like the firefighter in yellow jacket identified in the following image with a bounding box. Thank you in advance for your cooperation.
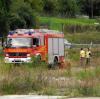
[86,48,92,65]
[80,48,85,66]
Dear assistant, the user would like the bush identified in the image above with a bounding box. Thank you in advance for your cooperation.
[64,24,100,33]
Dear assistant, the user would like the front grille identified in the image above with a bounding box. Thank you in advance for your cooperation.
[8,53,27,57]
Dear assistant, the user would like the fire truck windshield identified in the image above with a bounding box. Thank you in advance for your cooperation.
[7,38,31,48]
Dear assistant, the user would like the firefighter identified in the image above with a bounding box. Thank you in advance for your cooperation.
[86,48,92,65]
[80,48,85,66]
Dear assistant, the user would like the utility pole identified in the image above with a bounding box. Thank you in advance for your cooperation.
[91,0,94,18]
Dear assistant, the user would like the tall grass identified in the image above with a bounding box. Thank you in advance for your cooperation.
[65,32,100,43]
[0,48,100,96]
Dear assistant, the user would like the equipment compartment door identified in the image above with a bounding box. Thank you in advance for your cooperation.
[59,38,64,56]
[48,38,53,63]
[53,38,59,55]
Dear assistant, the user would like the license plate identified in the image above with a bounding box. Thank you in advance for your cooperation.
[14,59,21,62]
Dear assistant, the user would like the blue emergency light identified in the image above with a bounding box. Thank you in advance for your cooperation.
[8,31,15,35]
[28,31,33,35]
[25,31,34,35]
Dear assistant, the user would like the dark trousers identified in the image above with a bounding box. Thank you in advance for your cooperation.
[80,57,85,66]
[86,58,90,65]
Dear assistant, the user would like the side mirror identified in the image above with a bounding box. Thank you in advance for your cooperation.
[32,45,36,47]
[2,42,6,49]
[4,43,12,48]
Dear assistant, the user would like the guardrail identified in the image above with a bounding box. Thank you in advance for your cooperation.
[65,43,100,48]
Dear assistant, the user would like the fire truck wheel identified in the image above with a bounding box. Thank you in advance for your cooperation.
[53,56,59,69]
[48,57,58,69]
[34,55,41,64]
[48,64,52,69]
[37,55,41,62]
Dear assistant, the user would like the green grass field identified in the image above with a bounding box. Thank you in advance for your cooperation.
[0,48,100,96]
[39,17,97,30]
[65,32,100,43]
[39,17,96,25]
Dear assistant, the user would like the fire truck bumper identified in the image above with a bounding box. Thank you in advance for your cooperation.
[4,57,31,63]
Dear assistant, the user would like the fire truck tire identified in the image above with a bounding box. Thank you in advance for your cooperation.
[53,56,58,67]
[48,64,52,69]
[48,56,58,69]
[37,55,41,61]
[35,55,41,64]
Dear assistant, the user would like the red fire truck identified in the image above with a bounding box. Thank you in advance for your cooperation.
[4,29,64,67]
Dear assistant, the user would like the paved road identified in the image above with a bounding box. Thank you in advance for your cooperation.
[0,95,66,99]
[0,95,100,99]
[68,97,100,99]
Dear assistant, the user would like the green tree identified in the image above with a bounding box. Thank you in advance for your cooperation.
[92,0,100,17]
[0,0,10,36]
[0,0,39,36]
[24,0,43,13]
[2,0,11,11]
[58,0,79,17]
[10,0,39,29]
[42,0,59,16]
[77,0,100,18]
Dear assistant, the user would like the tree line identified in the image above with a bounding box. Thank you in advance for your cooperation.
[0,0,100,36]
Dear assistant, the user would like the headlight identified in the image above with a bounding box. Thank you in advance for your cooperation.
[27,54,30,57]
[6,54,9,57]
[5,57,9,62]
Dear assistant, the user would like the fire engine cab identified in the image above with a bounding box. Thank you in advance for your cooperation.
[4,29,64,66]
